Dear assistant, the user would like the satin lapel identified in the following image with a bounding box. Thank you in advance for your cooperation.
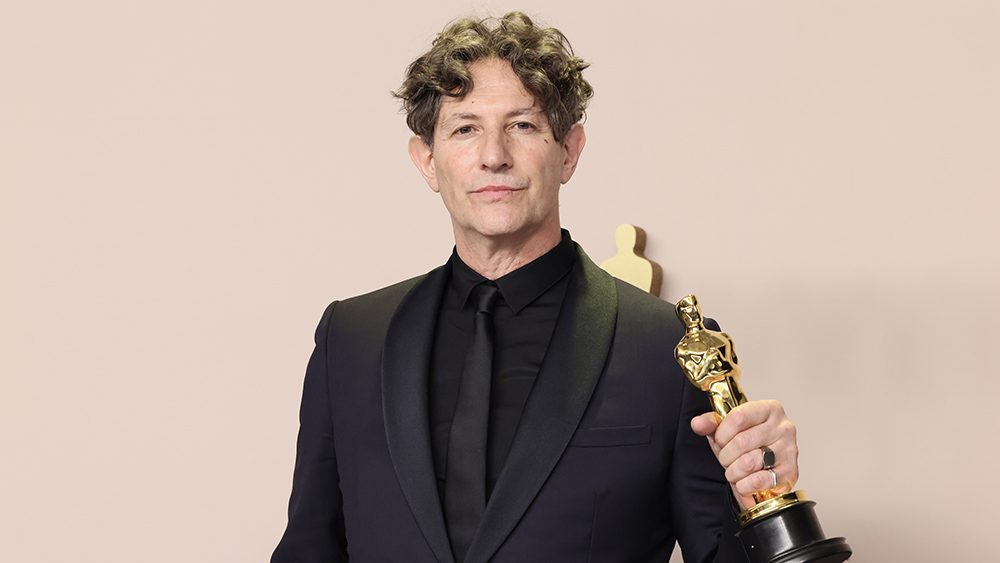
[382,265,455,563]
[464,247,618,563]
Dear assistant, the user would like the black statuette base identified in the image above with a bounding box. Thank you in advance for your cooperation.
[736,500,852,563]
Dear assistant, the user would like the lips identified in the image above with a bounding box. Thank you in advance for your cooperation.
[470,185,524,202]
[473,184,523,193]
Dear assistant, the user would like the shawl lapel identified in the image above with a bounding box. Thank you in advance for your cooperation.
[381,265,455,563]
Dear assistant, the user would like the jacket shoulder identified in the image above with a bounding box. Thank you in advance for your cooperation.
[337,271,432,311]
[321,267,443,342]
[613,279,723,335]
[613,278,683,329]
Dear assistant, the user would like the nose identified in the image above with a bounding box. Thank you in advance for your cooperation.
[479,128,512,172]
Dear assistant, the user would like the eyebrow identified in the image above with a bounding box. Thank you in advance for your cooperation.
[440,107,542,127]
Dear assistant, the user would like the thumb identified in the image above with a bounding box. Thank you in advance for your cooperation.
[690,411,721,437]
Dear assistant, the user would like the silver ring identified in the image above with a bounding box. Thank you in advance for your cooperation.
[767,468,778,489]
[761,446,776,470]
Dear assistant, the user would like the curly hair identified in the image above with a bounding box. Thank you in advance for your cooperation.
[394,12,593,146]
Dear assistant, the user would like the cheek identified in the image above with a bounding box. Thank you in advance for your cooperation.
[537,150,567,185]
[431,170,471,216]
[433,153,474,190]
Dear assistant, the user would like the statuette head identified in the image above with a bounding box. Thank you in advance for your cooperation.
[676,295,704,331]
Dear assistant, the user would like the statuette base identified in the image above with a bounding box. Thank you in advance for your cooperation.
[736,499,852,563]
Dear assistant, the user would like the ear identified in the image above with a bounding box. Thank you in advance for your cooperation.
[407,135,439,193]
[559,123,587,184]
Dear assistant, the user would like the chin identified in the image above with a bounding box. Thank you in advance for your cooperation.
[460,210,555,242]
[463,212,520,236]
[472,226,524,239]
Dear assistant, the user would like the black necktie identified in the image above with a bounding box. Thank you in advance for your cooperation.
[445,282,500,562]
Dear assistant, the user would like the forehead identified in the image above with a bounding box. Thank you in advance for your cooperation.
[437,59,540,119]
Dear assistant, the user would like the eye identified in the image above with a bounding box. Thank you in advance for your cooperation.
[453,125,475,136]
[511,121,536,132]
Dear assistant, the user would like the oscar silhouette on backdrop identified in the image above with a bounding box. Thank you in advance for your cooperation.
[599,223,663,296]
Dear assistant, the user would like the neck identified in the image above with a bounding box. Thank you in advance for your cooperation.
[453,224,562,280]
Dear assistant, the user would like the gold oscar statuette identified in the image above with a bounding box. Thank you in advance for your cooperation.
[674,295,852,563]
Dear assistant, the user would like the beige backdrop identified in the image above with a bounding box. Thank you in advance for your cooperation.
[3,1,997,562]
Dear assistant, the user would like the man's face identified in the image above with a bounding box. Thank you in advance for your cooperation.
[408,58,585,244]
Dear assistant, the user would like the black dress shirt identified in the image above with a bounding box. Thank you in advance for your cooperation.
[430,230,576,501]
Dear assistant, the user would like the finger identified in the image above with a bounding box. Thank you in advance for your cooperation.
[717,409,795,468]
[734,463,801,498]
[724,439,795,484]
[733,489,757,511]
[725,446,769,485]
[714,400,780,446]
[716,422,771,468]
[690,412,721,437]
[734,468,795,498]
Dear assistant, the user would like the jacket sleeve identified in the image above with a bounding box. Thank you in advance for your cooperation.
[668,317,748,563]
[272,302,349,563]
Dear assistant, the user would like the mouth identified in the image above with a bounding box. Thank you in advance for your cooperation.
[471,184,525,201]
[472,184,524,194]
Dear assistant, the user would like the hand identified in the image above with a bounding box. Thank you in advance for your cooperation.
[690,399,799,511]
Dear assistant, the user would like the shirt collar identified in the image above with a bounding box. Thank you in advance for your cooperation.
[448,229,576,314]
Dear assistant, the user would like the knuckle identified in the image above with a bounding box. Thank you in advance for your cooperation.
[731,432,753,453]
[735,478,752,495]
[717,447,735,468]
[727,409,745,429]
[714,427,733,448]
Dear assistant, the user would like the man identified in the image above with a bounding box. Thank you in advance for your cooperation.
[272,12,798,563]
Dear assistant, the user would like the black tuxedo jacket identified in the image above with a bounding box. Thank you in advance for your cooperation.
[272,246,746,563]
